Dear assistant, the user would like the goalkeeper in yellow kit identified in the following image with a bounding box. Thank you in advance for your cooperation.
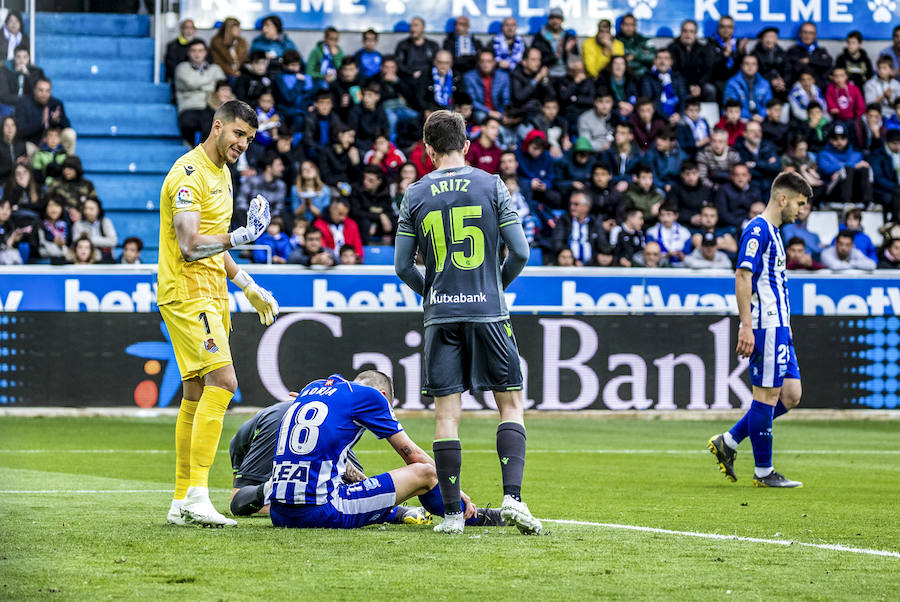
[158,100,279,527]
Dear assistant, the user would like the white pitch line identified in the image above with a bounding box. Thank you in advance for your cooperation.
[0,489,230,494]
[3,449,900,455]
[542,519,900,559]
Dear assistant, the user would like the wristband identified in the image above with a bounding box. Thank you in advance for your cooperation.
[230,227,251,247]
[230,269,254,290]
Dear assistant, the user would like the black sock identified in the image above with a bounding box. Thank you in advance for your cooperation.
[497,421,526,501]
[433,439,462,516]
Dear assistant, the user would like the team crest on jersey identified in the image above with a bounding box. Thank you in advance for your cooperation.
[746,238,759,257]
[203,338,219,354]
[175,187,193,209]
[362,477,380,491]
[752,226,761,235]
[325,379,334,386]
[183,165,195,176]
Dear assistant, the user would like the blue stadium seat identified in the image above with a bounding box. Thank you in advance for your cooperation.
[52,80,170,104]
[362,245,394,265]
[37,35,154,59]
[66,102,179,137]
[106,211,160,249]
[76,138,186,174]
[41,58,154,82]
[35,13,150,37]
[527,248,543,266]
[91,173,165,210]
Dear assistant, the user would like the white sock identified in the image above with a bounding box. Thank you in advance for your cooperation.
[723,432,739,450]
[755,466,774,478]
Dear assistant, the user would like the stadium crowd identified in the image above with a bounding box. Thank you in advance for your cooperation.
[2,10,900,269]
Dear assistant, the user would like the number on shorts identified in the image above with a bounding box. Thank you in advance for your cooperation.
[198,312,211,335]
[288,401,329,455]
[776,344,788,365]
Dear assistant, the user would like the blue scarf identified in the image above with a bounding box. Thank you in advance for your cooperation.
[714,33,736,70]
[493,34,525,69]
[432,67,453,106]
[654,68,679,117]
[455,34,474,57]
[797,40,818,54]
[320,42,336,78]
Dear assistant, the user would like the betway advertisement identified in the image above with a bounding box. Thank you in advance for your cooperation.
[0,312,889,410]
[3,267,900,316]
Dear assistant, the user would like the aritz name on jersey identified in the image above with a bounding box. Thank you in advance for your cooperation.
[430,290,488,304]
[429,178,471,196]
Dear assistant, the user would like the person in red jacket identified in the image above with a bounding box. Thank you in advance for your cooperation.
[408,138,436,178]
[715,99,746,146]
[825,65,865,122]
[465,116,502,173]
[312,198,364,261]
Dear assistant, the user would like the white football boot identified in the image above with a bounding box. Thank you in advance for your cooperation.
[179,486,237,527]
[433,512,465,534]
[166,499,187,526]
[500,495,542,535]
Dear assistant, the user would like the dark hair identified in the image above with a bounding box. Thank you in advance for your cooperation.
[615,121,633,132]
[363,29,378,39]
[595,86,613,100]
[635,96,653,108]
[844,207,863,222]
[214,79,231,92]
[771,170,813,199]
[364,81,382,95]
[806,100,822,112]
[214,100,258,128]
[261,15,283,34]
[836,230,855,243]
[187,38,207,51]
[766,98,781,109]
[362,164,385,179]
[659,202,677,214]
[13,45,28,56]
[724,99,742,109]
[423,110,467,155]
[685,97,701,108]
[481,116,500,128]
[305,227,322,238]
[325,26,339,36]
[500,149,517,160]
[123,236,143,251]
[846,30,863,42]
[249,50,267,62]
[634,164,653,177]
[701,201,718,212]
[624,206,642,219]
[660,126,677,140]
[340,56,357,68]
[866,102,883,114]
[681,159,699,172]
[354,370,394,400]
[592,162,611,174]
[315,88,333,102]
[282,49,302,65]
[786,236,806,248]
[876,55,894,67]
[269,215,285,231]
[339,243,357,255]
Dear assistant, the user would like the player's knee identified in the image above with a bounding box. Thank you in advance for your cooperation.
[230,484,265,516]
[414,462,437,487]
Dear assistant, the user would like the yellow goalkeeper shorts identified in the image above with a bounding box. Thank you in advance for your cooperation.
[159,297,233,380]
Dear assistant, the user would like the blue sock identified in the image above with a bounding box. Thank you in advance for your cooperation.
[729,400,789,445]
[417,484,479,526]
[773,400,788,419]
[748,400,775,468]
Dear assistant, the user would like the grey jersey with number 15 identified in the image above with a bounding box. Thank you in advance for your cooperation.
[397,166,521,327]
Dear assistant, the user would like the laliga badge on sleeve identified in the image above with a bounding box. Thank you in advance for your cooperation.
[175,187,193,209]
[746,238,759,257]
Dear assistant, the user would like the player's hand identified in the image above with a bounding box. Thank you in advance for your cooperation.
[245,283,279,325]
[459,491,477,520]
[736,324,754,358]
[230,195,271,247]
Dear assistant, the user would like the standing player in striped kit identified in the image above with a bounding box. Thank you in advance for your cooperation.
[708,171,813,488]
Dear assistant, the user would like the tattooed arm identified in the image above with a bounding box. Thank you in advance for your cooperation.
[173,211,233,261]
[386,431,435,467]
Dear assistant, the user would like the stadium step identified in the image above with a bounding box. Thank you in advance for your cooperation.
[37,35,154,60]
[35,12,150,37]
[52,80,171,104]
[41,58,154,82]
[104,210,160,250]
[67,102,179,137]
[76,137,186,175]
[92,173,165,210]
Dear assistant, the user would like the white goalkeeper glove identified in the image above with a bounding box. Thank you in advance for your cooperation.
[230,269,279,326]
[230,194,271,247]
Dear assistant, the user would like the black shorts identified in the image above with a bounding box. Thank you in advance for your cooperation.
[422,319,523,397]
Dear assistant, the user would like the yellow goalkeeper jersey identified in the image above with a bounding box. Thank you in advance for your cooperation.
[157,145,234,305]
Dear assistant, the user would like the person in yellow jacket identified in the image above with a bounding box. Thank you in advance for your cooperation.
[582,20,624,78]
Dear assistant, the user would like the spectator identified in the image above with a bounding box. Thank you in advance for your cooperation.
[415,50,458,110]
[464,50,510,123]
[677,97,711,156]
[493,17,526,72]
[624,164,663,224]
[500,172,539,245]
[201,79,235,137]
[583,19,623,78]
[348,82,390,152]
[511,47,551,114]
[826,66,866,124]
[554,136,595,198]
[598,55,638,119]
[238,153,288,223]
[879,25,900,77]
[252,216,291,263]
[670,160,713,226]
[164,19,195,83]
[295,160,331,222]
[16,77,74,153]
[586,162,623,224]
[698,128,740,190]
[821,230,876,270]
[724,54,772,121]
[788,68,826,122]
[869,129,900,219]
[391,162,418,207]
[615,13,654,79]
[312,198,364,260]
[786,236,825,270]
[628,96,665,152]
[738,199,765,234]
[302,89,340,161]
[578,88,614,153]
[800,100,830,153]
[716,163,761,228]
[708,15,746,98]
[174,40,224,145]
[639,240,667,267]
[71,197,117,262]
[351,165,394,245]
[0,115,25,181]
[781,201,824,257]
[836,31,874,92]
[497,104,529,150]
[2,11,27,63]
[667,19,713,101]
[752,27,788,100]
[273,44,312,137]
[48,156,96,213]
[249,15,297,60]
[551,190,607,267]
[466,116,501,173]
[363,132,406,180]
[408,118,438,178]
[118,236,143,264]
[555,247,576,266]
[690,202,737,253]
[530,97,570,158]
[516,129,560,209]
[443,15,482,75]
[395,17,439,80]
[646,202,690,264]
[684,231,732,268]
[210,17,247,78]
[320,125,361,190]
[3,162,42,213]
[555,56,594,132]
[234,51,272,107]
[531,8,578,79]
[781,134,824,200]
[39,195,69,262]
[865,56,900,118]
[69,233,98,265]
[0,46,45,114]
[611,207,645,267]
[735,120,781,191]
[601,121,642,190]
[329,56,362,122]
[252,90,281,150]
[640,48,687,123]
[355,30,383,79]
[715,99,745,145]
[646,127,687,191]
[762,99,790,154]
[307,27,344,85]
[786,22,833,88]
[288,226,336,266]
[339,244,359,265]
[888,98,900,132]
[374,57,418,145]
[0,197,26,264]
[269,123,302,189]
[818,123,872,208]
[835,207,878,262]
[878,237,900,269]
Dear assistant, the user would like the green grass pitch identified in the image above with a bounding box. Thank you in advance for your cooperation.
[1,415,898,600]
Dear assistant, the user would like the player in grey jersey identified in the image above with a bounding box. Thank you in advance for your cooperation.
[394,110,539,535]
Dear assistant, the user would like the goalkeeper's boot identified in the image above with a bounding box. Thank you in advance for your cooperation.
[500,495,542,535]
[474,506,507,526]
[707,434,738,482]
[433,512,465,534]
[180,486,237,527]
[394,506,433,525]
[166,499,187,526]
[753,471,803,488]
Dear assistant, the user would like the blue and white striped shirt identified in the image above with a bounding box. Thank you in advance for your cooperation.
[737,216,790,329]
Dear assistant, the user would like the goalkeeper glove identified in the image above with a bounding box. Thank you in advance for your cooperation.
[230,269,279,326]
[230,194,271,247]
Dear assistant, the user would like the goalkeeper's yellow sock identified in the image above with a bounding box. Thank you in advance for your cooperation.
[173,398,198,500]
[189,386,233,489]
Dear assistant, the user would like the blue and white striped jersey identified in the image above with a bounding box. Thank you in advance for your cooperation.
[736,216,790,329]
[267,375,402,506]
